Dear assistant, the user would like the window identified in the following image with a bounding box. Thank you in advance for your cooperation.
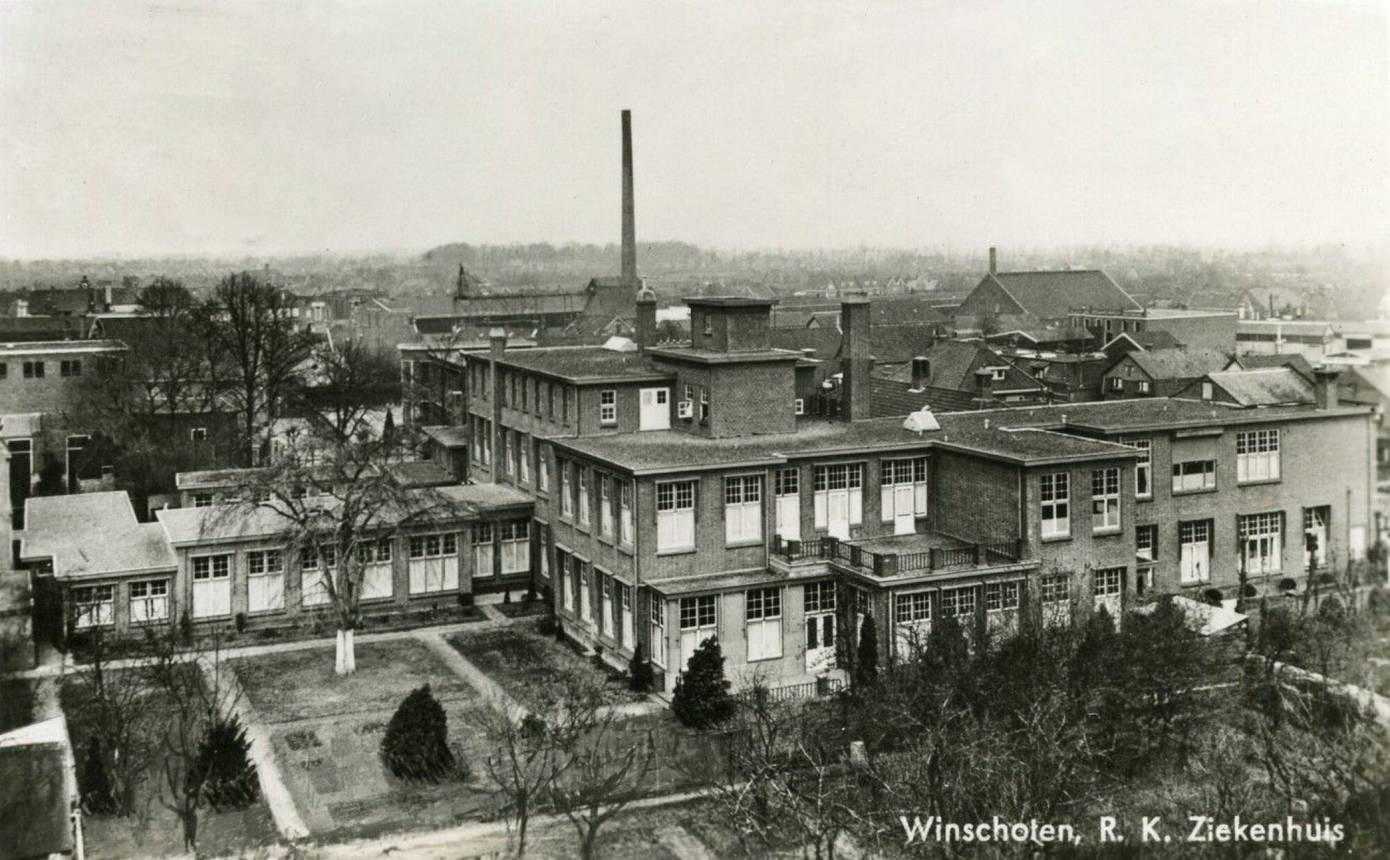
[301,546,335,607]
[1201,381,1214,400]
[473,523,494,577]
[547,383,556,420]
[500,521,530,574]
[895,591,932,623]
[620,584,633,647]
[619,481,633,547]
[129,579,169,623]
[1091,468,1120,533]
[794,398,805,416]
[247,549,285,613]
[1304,506,1330,570]
[538,444,550,492]
[650,591,667,667]
[1239,512,1283,575]
[1137,381,1151,394]
[775,467,801,540]
[408,532,460,594]
[577,467,590,527]
[680,595,716,629]
[1041,574,1069,604]
[1122,438,1151,498]
[894,590,932,655]
[192,554,232,617]
[599,389,617,425]
[1171,460,1216,493]
[1108,377,1123,392]
[700,386,710,422]
[520,375,529,411]
[562,387,571,424]
[599,476,614,539]
[804,581,836,655]
[193,493,213,508]
[559,552,574,611]
[985,581,1020,612]
[880,458,928,523]
[0,363,5,379]
[358,537,394,600]
[23,360,45,379]
[502,432,513,477]
[656,481,696,552]
[1040,472,1070,538]
[189,427,208,442]
[939,586,977,620]
[1136,524,1157,562]
[72,585,114,629]
[600,575,614,637]
[580,564,592,621]
[1093,567,1122,596]
[724,475,763,544]
[745,587,783,661]
[60,359,81,377]
[518,434,530,484]
[813,463,863,536]
[560,460,573,519]
[1236,430,1280,482]
[1179,520,1212,584]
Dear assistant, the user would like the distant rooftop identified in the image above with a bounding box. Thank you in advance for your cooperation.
[20,491,175,579]
[0,339,126,355]
[495,345,674,383]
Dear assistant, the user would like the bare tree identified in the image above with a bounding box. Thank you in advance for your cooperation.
[478,700,561,857]
[65,628,158,818]
[212,431,472,674]
[295,337,401,443]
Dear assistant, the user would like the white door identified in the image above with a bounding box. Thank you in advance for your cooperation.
[776,493,800,541]
[893,484,915,535]
[805,613,836,672]
[827,491,850,540]
[639,388,671,431]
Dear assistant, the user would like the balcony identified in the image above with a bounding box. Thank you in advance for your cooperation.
[770,533,1026,577]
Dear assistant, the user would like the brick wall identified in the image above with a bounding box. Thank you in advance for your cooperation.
[930,451,1020,542]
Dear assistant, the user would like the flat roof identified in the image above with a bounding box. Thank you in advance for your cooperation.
[20,491,176,578]
[0,339,126,355]
[493,346,674,384]
[683,296,778,308]
[551,398,1370,475]
[645,345,803,365]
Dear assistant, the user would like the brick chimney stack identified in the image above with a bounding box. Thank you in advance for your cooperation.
[840,297,872,421]
[621,109,637,287]
[1313,367,1341,410]
[635,282,657,351]
[911,356,930,390]
[989,247,997,275]
[973,367,995,408]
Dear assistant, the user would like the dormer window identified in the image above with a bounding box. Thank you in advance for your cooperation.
[599,389,617,426]
[990,368,1006,381]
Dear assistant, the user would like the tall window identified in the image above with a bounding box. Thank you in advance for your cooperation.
[559,552,573,611]
[1239,512,1283,574]
[192,553,232,617]
[129,579,169,623]
[985,581,1020,613]
[745,587,783,661]
[72,585,114,629]
[1236,429,1280,483]
[500,521,530,574]
[893,591,932,656]
[620,584,633,647]
[560,459,573,518]
[1172,460,1216,493]
[247,549,285,613]
[650,591,667,667]
[577,467,590,527]
[939,586,977,622]
[699,386,710,422]
[1122,438,1152,498]
[600,389,618,425]
[473,523,494,577]
[804,581,836,655]
[813,463,863,537]
[1091,468,1120,533]
[358,537,393,600]
[656,481,696,552]
[408,532,459,594]
[300,546,334,607]
[1040,473,1070,538]
[679,595,717,669]
[538,444,550,492]
[880,458,928,522]
[1179,520,1212,584]
[724,475,763,544]
[547,384,556,420]
[1136,524,1158,562]
[775,467,800,540]
[579,564,592,621]
[1304,506,1330,570]
[518,434,530,484]
[599,476,614,540]
[1040,573,1070,627]
[619,481,634,547]
[600,575,614,637]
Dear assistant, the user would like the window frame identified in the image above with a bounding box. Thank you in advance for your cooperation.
[1040,472,1071,539]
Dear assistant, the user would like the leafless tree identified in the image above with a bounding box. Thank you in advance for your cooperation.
[294,337,401,443]
[65,628,158,817]
[477,700,562,857]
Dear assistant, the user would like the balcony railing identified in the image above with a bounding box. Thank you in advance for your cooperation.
[770,535,1025,577]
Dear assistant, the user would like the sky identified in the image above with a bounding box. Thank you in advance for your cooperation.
[1,0,1387,259]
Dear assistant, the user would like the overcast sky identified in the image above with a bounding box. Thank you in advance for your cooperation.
[1,0,1386,259]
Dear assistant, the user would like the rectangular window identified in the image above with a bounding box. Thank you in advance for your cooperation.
[559,459,572,519]
[1303,506,1330,570]
[1091,467,1120,533]
[1093,567,1122,596]
[23,361,45,379]
[619,481,634,547]
[60,359,82,377]
[700,386,710,422]
[984,581,1020,612]
[1236,429,1280,483]
[599,476,614,540]
[580,564,592,621]
[679,595,717,670]
[547,383,556,420]
[724,475,763,544]
[247,549,285,613]
[600,389,617,425]
[72,585,114,629]
[518,433,530,484]
[559,552,574,611]
[577,467,590,527]
[519,375,528,411]
[562,387,571,424]
[358,537,394,600]
[1171,460,1217,493]
[538,445,550,492]
[620,584,633,647]
[1040,472,1070,538]
[1136,524,1157,562]
[812,463,864,535]
[1122,438,1152,498]
[656,481,696,552]
[880,457,928,522]
[500,520,530,574]
[804,581,836,614]
[473,523,494,577]
[193,493,213,508]
[650,591,667,667]
[745,587,783,661]
[128,579,169,624]
[1239,511,1283,575]
[408,532,460,594]
[600,575,613,637]
[1040,574,1069,604]
[192,553,232,617]
[1179,520,1212,584]
[939,586,977,620]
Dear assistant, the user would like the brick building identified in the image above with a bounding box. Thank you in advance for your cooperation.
[415,292,1376,694]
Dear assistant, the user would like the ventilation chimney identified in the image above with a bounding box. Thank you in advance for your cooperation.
[910,356,930,390]
[621,109,637,287]
[1313,367,1341,410]
[635,282,657,351]
[973,367,995,408]
[840,297,872,421]
[989,247,997,275]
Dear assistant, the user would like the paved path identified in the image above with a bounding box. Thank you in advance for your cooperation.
[657,824,714,860]
[412,629,527,717]
[1250,653,1390,728]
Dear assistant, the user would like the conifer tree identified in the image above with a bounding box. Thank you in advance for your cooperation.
[671,637,735,728]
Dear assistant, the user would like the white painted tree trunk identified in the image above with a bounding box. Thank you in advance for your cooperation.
[335,628,357,675]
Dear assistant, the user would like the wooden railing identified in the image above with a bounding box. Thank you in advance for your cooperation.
[738,676,845,705]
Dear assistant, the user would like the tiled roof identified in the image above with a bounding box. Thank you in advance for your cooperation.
[870,378,975,417]
[1122,348,1230,380]
[1230,352,1315,381]
[1196,369,1314,406]
[986,270,1141,320]
[20,492,176,578]
[874,340,1041,394]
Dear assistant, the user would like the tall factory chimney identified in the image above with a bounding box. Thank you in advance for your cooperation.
[621,109,637,287]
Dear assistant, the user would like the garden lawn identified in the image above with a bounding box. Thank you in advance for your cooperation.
[445,623,645,711]
[0,677,36,732]
[228,638,473,724]
[60,668,279,860]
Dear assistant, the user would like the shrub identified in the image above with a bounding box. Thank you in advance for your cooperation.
[179,611,194,645]
[381,684,458,782]
[854,615,879,688]
[671,637,735,728]
[457,593,474,607]
[504,589,512,604]
[78,736,116,815]
[1203,588,1224,606]
[196,715,260,810]
[234,612,247,633]
[629,641,654,693]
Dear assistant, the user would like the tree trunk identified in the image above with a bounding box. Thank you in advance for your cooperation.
[581,822,600,860]
[335,628,357,675]
[516,796,529,856]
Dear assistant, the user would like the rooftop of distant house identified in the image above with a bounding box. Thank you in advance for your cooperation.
[1191,368,1314,407]
[0,338,127,356]
[174,460,453,492]
[980,269,1142,320]
[550,397,1369,475]
[1116,347,1231,379]
[1075,306,1237,319]
[19,491,176,579]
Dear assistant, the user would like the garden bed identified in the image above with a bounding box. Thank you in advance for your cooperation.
[492,599,549,619]
[446,623,646,711]
[228,638,474,724]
